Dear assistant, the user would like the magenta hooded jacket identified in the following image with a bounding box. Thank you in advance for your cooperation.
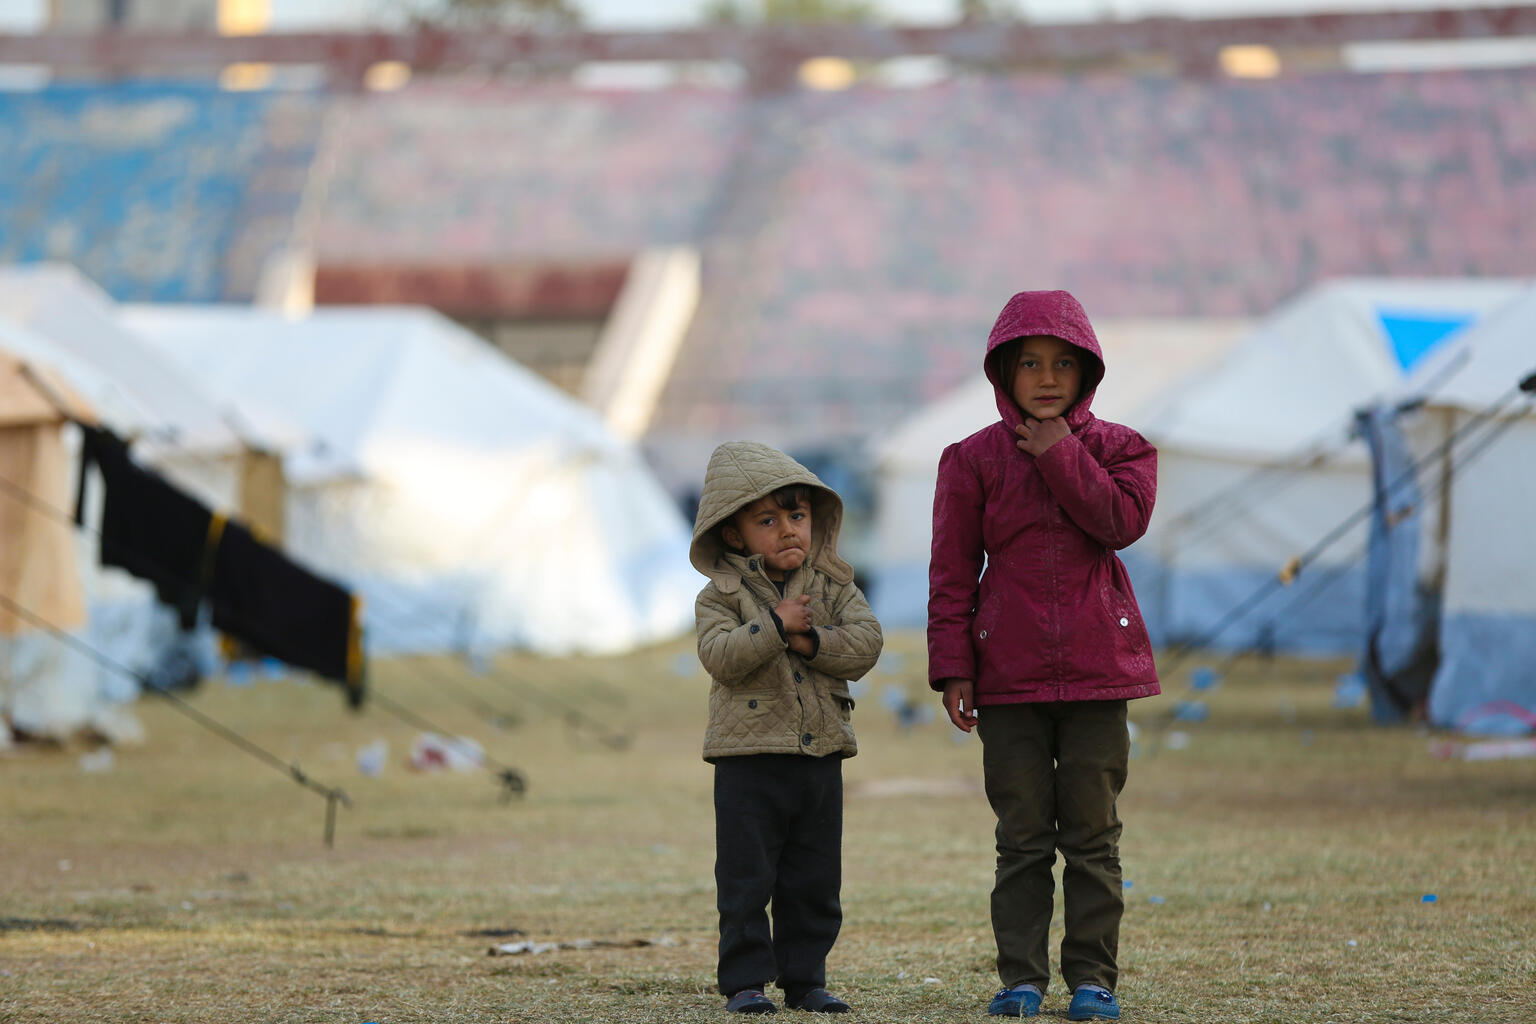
[927,290,1161,705]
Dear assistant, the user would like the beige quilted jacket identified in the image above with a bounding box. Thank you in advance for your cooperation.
[690,442,883,763]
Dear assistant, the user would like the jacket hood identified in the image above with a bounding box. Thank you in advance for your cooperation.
[983,290,1106,431]
[690,441,854,593]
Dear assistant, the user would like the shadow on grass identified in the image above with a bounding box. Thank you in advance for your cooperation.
[0,917,85,932]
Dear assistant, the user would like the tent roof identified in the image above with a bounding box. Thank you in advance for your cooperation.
[0,337,95,429]
[875,318,1250,472]
[121,304,628,484]
[1142,278,1526,460]
[0,264,246,453]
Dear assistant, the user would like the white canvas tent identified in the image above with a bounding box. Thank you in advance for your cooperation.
[123,304,697,657]
[0,265,278,740]
[1129,279,1524,656]
[1389,290,1536,732]
[868,318,1250,628]
[0,265,249,482]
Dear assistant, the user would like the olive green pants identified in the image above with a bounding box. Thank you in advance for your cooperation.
[977,700,1129,994]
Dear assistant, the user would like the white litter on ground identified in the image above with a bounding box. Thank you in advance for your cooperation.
[488,936,680,956]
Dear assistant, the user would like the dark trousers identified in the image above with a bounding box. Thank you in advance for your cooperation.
[977,700,1129,993]
[714,754,843,999]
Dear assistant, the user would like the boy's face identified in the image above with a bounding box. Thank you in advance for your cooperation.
[1007,335,1084,421]
[721,496,813,580]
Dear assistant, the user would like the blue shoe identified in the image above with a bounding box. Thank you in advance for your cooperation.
[987,985,1042,1017]
[1068,987,1120,1021]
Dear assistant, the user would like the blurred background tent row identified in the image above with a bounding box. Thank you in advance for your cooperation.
[0,264,698,744]
[1,0,1534,743]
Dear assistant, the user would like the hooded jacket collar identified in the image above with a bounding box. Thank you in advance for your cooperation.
[983,290,1107,433]
[690,441,854,594]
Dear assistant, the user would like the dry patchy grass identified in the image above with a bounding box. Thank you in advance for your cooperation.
[2,633,1533,1023]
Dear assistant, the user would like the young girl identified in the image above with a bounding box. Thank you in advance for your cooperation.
[928,290,1160,1021]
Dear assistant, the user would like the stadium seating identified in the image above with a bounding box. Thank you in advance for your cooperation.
[315,84,745,263]
[643,69,1536,442]
[4,68,1533,445]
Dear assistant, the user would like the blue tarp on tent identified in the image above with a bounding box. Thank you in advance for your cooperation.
[1355,404,1438,722]
[1375,308,1475,371]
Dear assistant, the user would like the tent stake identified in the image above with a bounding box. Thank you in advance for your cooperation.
[325,790,342,848]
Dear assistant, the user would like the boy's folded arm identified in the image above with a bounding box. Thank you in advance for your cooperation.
[805,582,883,680]
[1034,431,1157,549]
[928,445,985,688]
[695,591,785,685]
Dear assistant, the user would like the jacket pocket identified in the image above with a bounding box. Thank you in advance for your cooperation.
[976,589,1001,635]
[736,692,778,716]
[974,591,1001,642]
[1100,583,1151,658]
[972,592,1003,682]
[830,693,856,745]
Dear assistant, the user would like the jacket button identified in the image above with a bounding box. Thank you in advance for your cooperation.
[801,733,812,745]
[749,624,760,634]
[748,699,757,709]
[1119,617,1129,627]
[794,671,803,683]
[749,560,757,571]
[979,629,988,639]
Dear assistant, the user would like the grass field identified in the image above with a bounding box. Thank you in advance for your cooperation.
[3,631,1533,1024]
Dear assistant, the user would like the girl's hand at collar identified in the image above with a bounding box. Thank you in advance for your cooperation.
[1015,416,1070,457]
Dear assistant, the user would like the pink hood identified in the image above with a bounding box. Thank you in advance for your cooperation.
[983,289,1107,431]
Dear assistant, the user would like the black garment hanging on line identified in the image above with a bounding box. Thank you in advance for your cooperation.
[75,425,364,705]
[209,519,363,706]
[76,425,212,629]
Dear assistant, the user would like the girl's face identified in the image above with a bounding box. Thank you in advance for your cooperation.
[1008,335,1083,420]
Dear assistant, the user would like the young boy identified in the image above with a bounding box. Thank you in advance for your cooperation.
[691,441,884,1015]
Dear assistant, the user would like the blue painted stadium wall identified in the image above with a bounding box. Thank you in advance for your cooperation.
[0,82,317,302]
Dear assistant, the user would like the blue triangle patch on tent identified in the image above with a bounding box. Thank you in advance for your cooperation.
[1375,308,1476,371]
